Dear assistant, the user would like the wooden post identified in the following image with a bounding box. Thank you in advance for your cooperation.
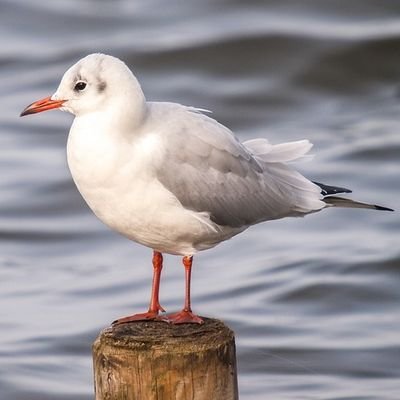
[93,318,238,400]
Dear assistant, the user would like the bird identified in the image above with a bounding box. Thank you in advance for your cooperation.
[20,53,393,325]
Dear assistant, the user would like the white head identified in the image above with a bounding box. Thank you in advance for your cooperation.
[21,54,147,122]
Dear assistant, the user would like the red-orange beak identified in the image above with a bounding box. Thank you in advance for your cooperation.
[20,96,66,117]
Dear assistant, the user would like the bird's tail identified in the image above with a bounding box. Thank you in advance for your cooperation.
[323,196,394,211]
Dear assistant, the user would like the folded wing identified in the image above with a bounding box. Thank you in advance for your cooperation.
[156,105,325,228]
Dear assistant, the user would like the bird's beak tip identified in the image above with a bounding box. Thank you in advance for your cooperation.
[20,96,65,117]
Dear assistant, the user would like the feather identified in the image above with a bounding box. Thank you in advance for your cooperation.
[243,139,313,163]
[313,182,352,196]
[324,196,394,211]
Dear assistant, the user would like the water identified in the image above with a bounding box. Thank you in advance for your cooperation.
[1,1,399,399]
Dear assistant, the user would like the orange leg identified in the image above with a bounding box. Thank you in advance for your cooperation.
[113,251,166,325]
[164,256,204,324]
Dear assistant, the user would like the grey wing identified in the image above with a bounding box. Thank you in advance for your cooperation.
[156,107,322,228]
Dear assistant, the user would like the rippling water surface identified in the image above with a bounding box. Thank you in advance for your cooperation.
[1,1,399,399]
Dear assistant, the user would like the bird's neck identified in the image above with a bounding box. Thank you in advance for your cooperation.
[75,99,147,140]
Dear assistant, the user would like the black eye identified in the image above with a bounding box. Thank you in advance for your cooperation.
[74,81,87,91]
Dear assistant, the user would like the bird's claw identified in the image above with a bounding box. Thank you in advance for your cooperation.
[112,310,164,325]
[161,310,204,325]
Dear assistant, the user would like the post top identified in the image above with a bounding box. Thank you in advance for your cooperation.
[93,317,235,353]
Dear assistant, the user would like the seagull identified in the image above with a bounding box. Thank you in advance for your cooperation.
[20,54,393,324]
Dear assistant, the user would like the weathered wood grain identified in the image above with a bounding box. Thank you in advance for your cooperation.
[93,318,238,400]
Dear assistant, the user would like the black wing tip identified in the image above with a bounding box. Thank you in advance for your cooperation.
[313,181,352,196]
[314,181,394,211]
[374,205,394,212]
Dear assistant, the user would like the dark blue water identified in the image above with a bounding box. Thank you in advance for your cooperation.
[1,1,399,399]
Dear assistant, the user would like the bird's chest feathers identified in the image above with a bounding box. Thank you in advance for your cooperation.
[67,121,164,216]
[68,127,124,188]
